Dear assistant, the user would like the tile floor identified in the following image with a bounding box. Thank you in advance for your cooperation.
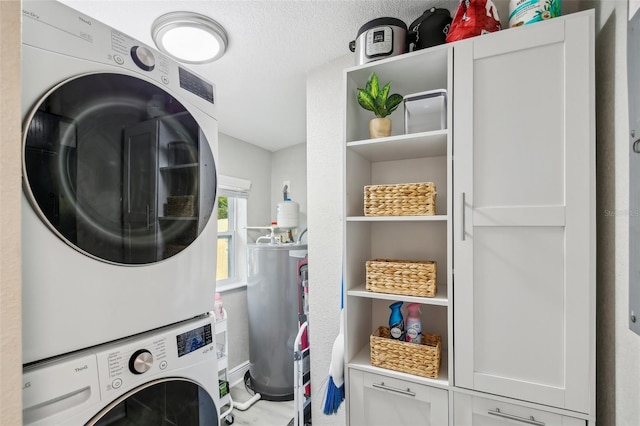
[220,382,294,426]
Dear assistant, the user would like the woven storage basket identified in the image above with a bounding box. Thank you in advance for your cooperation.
[366,259,436,297]
[370,326,441,378]
[364,182,436,216]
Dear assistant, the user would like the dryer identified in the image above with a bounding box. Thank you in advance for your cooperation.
[21,1,219,364]
[22,314,220,425]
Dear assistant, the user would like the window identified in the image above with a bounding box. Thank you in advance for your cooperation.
[216,195,234,281]
[216,175,250,292]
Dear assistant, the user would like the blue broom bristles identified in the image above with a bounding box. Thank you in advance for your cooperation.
[323,376,345,415]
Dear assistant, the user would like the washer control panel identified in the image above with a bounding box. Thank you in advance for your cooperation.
[95,316,215,394]
[129,349,154,374]
[22,315,216,425]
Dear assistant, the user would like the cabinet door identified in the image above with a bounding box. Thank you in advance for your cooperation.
[453,393,586,426]
[348,369,448,426]
[453,14,595,413]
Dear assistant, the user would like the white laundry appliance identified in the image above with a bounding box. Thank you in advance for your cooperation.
[22,314,220,425]
[21,0,218,364]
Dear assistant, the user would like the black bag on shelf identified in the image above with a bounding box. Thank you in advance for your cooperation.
[408,7,453,50]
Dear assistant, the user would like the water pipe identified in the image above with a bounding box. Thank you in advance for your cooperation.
[297,228,308,244]
[231,393,262,411]
[246,225,277,244]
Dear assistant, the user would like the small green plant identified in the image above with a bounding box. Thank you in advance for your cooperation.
[356,72,403,118]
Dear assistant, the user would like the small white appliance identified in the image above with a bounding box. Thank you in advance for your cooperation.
[348,17,408,65]
[22,314,220,425]
[21,0,219,364]
[404,89,447,134]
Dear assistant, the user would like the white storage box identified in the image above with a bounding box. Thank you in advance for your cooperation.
[404,89,447,134]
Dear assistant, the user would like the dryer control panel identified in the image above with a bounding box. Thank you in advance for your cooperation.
[21,1,217,115]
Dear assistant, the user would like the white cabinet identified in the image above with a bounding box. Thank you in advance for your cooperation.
[452,12,595,415]
[349,370,448,426]
[342,10,595,425]
[343,44,453,425]
[453,393,586,426]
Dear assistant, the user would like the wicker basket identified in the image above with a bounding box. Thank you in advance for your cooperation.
[364,182,436,216]
[366,259,437,297]
[370,326,441,378]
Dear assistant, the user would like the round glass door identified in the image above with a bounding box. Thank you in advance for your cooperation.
[23,73,216,265]
[89,378,218,425]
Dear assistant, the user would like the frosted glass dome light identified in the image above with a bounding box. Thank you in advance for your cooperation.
[152,12,228,64]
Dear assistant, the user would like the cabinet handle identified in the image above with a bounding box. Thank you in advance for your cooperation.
[633,139,640,153]
[146,204,151,230]
[488,408,545,426]
[461,192,466,241]
[372,382,416,397]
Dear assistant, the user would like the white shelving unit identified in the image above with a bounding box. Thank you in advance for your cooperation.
[215,308,230,412]
[343,43,453,426]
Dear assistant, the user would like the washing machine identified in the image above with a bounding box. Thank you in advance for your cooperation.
[21,1,219,364]
[23,314,220,425]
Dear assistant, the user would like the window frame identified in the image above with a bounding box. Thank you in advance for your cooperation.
[216,176,250,293]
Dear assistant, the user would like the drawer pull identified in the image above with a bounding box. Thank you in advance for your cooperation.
[372,382,416,397]
[488,408,545,426]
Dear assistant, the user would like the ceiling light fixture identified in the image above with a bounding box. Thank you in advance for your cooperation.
[151,12,228,64]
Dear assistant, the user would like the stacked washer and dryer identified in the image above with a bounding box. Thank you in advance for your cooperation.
[21,1,221,424]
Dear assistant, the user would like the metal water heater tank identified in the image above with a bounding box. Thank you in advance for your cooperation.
[246,243,307,400]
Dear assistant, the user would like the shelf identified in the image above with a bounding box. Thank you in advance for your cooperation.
[347,215,448,223]
[215,318,227,334]
[347,130,447,162]
[159,216,197,221]
[160,163,198,171]
[347,284,448,306]
[217,355,228,371]
[219,393,230,407]
[348,345,449,389]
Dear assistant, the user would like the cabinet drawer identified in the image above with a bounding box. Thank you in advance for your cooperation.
[453,392,586,426]
[349,369,448,426]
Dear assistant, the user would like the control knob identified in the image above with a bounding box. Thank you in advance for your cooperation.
[130,46,155,71]
[129,349,153,374]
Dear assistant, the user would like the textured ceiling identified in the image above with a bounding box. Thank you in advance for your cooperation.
[57,0,513,152]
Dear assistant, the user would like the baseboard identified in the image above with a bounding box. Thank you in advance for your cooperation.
[228,360,250,387]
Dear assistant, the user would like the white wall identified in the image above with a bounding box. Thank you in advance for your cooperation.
[218,133,272,229]
[1,0,23,423]
[588,1,640,425]
[271,143,308,236]
[307,54,352,426]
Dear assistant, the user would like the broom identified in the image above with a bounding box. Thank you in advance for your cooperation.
[323,279,345,415]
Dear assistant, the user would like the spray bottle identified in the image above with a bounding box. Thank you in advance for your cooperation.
[214,293,224,321]
[388,301,405,340]
[405,303,422,344]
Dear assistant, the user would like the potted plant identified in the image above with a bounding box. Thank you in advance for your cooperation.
[357,72,403,138]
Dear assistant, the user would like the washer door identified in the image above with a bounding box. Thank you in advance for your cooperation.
[88,378,218,425]
[23,73,216,265]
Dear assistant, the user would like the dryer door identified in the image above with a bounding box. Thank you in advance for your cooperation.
[88,378,218,425]
[23,73,217,265]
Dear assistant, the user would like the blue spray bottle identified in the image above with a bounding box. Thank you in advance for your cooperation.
[388,301,405,340]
